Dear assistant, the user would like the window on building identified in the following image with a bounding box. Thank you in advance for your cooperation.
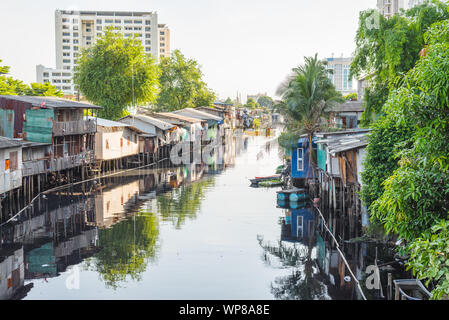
[62,18,69,23]
[86,28,91,32]
[97,33,101,37]
[62,25,69,29]
[134,20,142,24]
[145,20,151,25]
[106,139,109,149]
[63,59,71,63]
[63,45,70,50]
[63,39,70,43]
[145,47,151,52]
[125,26,133,30]
[73,46,79,51]
[115,19,121,23]
[86,41,91,45]
[86,23,91,27]
[43,72,49,77]
[63,66,70,70]
[145,40,151,45]
[73,19,78,24]
[160,37,165,41]
[145,27,151,32]
[105,19,113,23]
[297,148,304,171]
[73,39,79,44]
[73,26,78,31]
[97,19,102,24]
[63,52,70,56]
[145,33,151,39]
[63,32,70,36]
[124,20,132,24]
[160,31,165,35]
[96,26,102,31]
[160,42,165,47]
[52,72,61,76]
[135,33,142,37]
[134,27,141,30]
[62,72,71,76]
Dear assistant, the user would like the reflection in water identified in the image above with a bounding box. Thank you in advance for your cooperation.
[86,212,159,289]
[0,133,248,299]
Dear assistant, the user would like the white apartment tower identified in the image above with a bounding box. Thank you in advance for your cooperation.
[326,57,356,96]
[37,10,170,95]
[377,0,426,18]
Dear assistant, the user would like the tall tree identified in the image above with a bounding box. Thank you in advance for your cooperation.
[155,50,216,111]
[74,28,159,120]
[276,54,343,164]
[369,19,449,299]
[351,0,449,125]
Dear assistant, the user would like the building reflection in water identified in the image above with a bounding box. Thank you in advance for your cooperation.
[262,200,407,300]
[0,132,247,299]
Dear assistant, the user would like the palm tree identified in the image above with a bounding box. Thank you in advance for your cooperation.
[276,54,343,166]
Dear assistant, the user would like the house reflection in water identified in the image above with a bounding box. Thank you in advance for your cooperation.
[0,244,32,300]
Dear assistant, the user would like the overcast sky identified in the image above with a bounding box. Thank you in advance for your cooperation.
[0,0,377,101]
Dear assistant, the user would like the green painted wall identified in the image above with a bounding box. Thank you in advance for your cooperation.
[0,109,14,138]
[317,144,327,171]
[23,109,54,144]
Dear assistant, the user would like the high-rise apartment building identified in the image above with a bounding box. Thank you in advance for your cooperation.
[158,24,170,58]
[377,0,406,18]
[326,57,355,96]
[377,0,426,18]
[37,10,170,95]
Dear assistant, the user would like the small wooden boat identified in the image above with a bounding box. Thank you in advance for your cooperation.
[250,174,281,185]
[258,180,283,188]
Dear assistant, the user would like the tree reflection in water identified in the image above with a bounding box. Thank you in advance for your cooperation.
[86,211,159,289]
[156,177,215,229]
[259,236,331,300]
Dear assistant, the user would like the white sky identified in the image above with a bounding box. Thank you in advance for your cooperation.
[0,0,377,101]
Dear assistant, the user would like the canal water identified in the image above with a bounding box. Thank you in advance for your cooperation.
[0,132,405,300]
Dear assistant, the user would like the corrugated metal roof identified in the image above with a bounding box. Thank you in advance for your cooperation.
[0,136,23,149]
[324,134,369,155]
[91,117,128,128]
[119,115,173,132]
[153,112,205,124]
[173,108,223,122]
[0,95,102,109]
[327,101,364,113]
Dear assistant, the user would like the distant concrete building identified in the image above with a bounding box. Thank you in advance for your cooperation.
[37,10,170,95]
[158,24,171,58]
[377,0,406,17]
[377,0,425,18]
[326,57,356,96]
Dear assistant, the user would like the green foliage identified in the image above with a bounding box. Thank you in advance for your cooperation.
[257,95,274,108]
[351,1,449,125]
[361,112,414,211]
[0,59,62,97]
[244,98,260,110]
[224,97,233,104]
[408,221,449,299]
[368,19,449,298]
[155,50,216,111]
[253,118,261,129]
[74,28,159,120]
[344,92,358,101]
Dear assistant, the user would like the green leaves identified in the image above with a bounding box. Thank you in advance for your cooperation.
[74,28,160,120]
[0,59,62,97]
[155,50,216,112]
[365,17,449,299]
[352,1,449,125]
